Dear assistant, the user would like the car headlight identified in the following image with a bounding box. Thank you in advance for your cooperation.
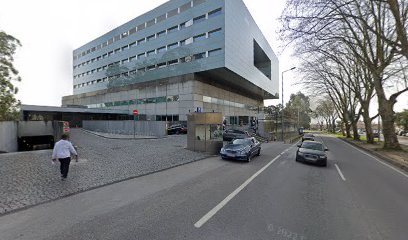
[240,147,250,155]
[298,152,304,156]
[319,155,326,159]
[239,150,247,154]
[220,148,225,153]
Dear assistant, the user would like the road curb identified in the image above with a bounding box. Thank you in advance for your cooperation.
[339,138,408,173]
[0,154,214,217]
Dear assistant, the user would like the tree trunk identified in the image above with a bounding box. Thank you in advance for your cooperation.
[373,73,401,150]
[379,98,401,149]
[343,113,351,138]
[342,112,352,138]
[361,103,375,144]
[351,120,360,141]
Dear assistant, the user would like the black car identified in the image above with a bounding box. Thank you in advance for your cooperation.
[302,133,315,142]
[220,138,261,162]
[296,141,328,167]
[222,129,250,141]
[167,124,187,135]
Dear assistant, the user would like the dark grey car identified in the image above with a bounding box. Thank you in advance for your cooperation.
[220,138,261,162]
[296,141,328,167]
[222,129,250,141]
[302,133,315,142]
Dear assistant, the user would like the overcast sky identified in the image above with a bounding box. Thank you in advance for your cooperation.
[0,0,406,112]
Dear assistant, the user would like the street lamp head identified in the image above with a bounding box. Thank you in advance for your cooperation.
[290,67,296,70]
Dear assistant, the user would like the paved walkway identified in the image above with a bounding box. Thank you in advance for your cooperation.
[0,129,209,215]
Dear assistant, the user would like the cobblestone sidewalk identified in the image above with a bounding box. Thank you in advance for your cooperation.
[0,129,209,215]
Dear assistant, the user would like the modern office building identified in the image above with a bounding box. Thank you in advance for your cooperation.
[62,0,279,124]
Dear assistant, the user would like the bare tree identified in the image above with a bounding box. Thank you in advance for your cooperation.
[280,0,408,149]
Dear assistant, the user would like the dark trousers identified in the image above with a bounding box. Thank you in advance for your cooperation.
[59,157,71,178]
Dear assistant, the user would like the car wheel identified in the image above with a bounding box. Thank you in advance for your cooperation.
[256,149,261,156]
[247,154,251,162]
[321,161,327,167]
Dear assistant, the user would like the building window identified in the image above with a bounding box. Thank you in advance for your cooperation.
[193,15,206,24]
[138,53,145,59]
[122,45,129,51]
[157,46,166,54]
[147,65,156,71]
[157,30,166,38]
[167,8,178,18]
[168,59,178,65]
[147,50,155,57]
[156,14,166,23]
[146,19,155,27]
[168,42,178,50]
[208,28,222,37]
[180,2,191,12]
[193,0,205,7]
[129,56,136,62]
[158,62,167,68]
[167,25,178,34]
[208,48,222,57]
[122,58,129,64]
[194,52,206,60]
[138,67,146,72]
[180,19,193,29]
[121,32,128,39]
[137,38,146,45]
[108,51,113,56]
[129,42,136,48]
[97,56,101,61]
[129,27,137,35]
[180,37,193,46]
[130,70,136,75]
[193,33,206,42]
[114,35,120,42]
[254,40,272,79]
[137,23,145,31]
[208,8,222,18]
[114,48,121,54]
[147,34,155,41]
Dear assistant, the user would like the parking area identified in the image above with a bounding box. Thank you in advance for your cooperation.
[0,129,209,215]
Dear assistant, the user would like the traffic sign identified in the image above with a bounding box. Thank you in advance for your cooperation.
[133,109,139,116]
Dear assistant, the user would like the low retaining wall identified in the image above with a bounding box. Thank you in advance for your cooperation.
[83,120,167,138]
[0,121,18,153]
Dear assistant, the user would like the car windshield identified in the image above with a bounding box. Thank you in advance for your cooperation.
[301,142,324,151]
[232,139,250,145]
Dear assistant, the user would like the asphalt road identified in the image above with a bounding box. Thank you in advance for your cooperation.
[1,136,407,240]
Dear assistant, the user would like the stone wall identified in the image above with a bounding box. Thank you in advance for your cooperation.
[0,121,18,153]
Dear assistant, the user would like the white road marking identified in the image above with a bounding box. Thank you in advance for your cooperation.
[194,153,283,228]
[342,141,408,179]
[335,164,346,181]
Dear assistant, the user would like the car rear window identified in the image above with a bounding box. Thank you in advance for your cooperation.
[301,142,323,151]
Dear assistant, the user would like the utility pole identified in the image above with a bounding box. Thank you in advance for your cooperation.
[281,67,296,141]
